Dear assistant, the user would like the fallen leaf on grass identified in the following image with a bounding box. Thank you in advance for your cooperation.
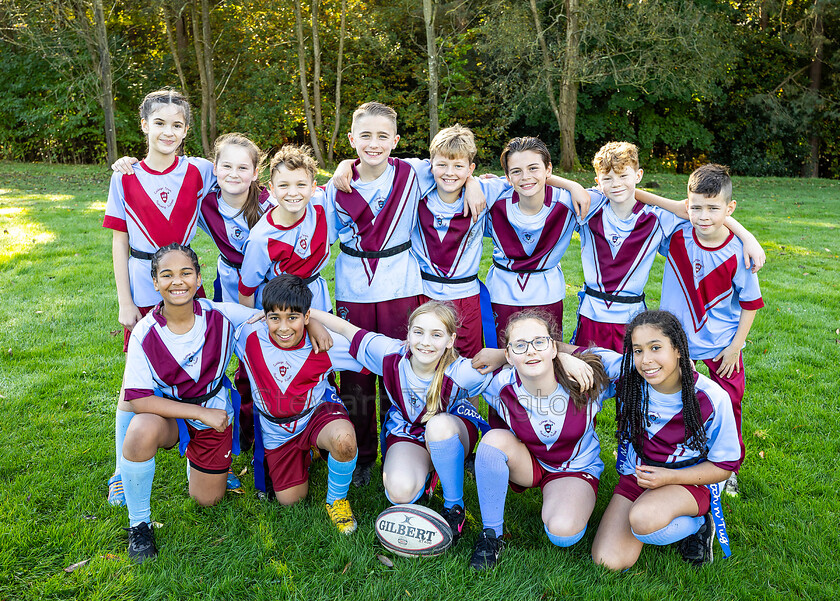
[342,561,352,574]
[405,590,411,597]
[376,554,394,568]
[753,430,768,439]
[211,536,227,546]
[238,467,248,477]
[759,451,765,459]
[835,329,839,335]
[110,330,120,337]
[152,521,164,529]
[100,554,119,560]
[83,515,97,521]
[64,559,90,573]
[228,488,244,495]
[35,310,42,314]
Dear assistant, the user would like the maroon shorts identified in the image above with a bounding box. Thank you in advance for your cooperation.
[186,423,233,474]
[263,402,351,492]
[571,315,627,353]
[701,354,746,465]
[510,453,599,496]
[384,415,480,457]
[491,300,564,347]
[419,293,483,358]
[613,473,710,516]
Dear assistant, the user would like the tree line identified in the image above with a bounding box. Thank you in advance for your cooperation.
[1,0,837,178]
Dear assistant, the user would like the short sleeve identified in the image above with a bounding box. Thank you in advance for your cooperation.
[347,330,404,377]
[103,172,128,231]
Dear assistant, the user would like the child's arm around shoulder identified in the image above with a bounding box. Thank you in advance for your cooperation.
[545,174,591,220]
[309,308,361,342]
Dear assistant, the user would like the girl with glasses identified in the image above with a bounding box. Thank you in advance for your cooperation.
[469,309,611,570]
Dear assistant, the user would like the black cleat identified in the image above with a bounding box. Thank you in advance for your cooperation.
[441,504,466,545]
[678,513,714,567]
[469,528,504,570]
[126,522,157,564]
[352,461,373,487]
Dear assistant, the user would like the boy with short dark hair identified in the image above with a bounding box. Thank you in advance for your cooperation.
[234,274,365,533]
[639,164,764,496]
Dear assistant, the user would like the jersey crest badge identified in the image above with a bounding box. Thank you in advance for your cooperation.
[298,234,309,252]
[436,214,444,227]
[154,186,175,211]
[694,260,703,275]
[523,232,532,242]
[184,353,198,366]
[536,418,561,450]
[610,233,621,246]
[274,360,291,381]
[232,226,244,241]
[337,306,349,320]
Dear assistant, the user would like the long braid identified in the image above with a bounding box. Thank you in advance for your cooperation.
[617,311,707,452]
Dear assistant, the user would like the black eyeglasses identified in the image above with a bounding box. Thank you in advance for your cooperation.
[506,336,552,354]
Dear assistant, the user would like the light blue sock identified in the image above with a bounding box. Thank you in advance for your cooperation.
[427,435,465,509]
[326,451,357,504]
[632,515,704,546]
[475,443,509,537]
[544,523,586,547]
[122,456,155,527]
[114,409,134,474]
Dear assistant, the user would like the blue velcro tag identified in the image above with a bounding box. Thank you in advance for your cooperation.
[708,482,732,558]
[479,280,497,349]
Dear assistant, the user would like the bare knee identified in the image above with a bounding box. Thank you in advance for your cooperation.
[191,487,225,507]
[275,487,308,506]
[384,471,423,504]
[592,546,634,572]
[479,428,515,453]
[424,414,460,442]
[544,517,581,538]
[628,502,664,535]
[328,428,357,462]
[123,415,167,462]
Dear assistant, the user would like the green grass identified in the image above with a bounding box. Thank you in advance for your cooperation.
[1,161,839,600]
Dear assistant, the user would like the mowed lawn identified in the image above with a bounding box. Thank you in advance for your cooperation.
[0,161,838,600]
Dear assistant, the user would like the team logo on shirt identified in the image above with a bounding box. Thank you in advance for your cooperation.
[647,411,661,423]
[540,420,555,436]
[298,234,308,251]
[154,186,175,210]
[377,198,386,210]
[232,226,244,241]
[523,232,532,242]
[337,307,349,320]
[611,233,621,246]
[274,361,291,380]
[694,260,703,275]
[184,353,198,366]
[436,214,444,227]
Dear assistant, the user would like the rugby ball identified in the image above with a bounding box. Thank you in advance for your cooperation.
[375,504,453,557]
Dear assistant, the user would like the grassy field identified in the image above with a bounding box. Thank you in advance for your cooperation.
[1,161,839,600]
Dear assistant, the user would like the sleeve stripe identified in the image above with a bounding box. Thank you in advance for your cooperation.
[102,215,127,232]
[740,298,764,310]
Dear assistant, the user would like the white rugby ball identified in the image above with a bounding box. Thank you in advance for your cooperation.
[375,504,453,557]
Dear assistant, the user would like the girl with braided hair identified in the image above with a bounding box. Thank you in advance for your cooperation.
[590,310,741,570]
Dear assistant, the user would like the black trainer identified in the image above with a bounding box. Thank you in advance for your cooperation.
[126,522,157,564]
[469,528,504,570]
[352,461,373,487]
[441,504,466,545]
[678,513,714,567]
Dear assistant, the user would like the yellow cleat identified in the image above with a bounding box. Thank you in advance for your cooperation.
[326,498,357,534]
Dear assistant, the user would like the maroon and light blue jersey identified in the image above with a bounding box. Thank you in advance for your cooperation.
[347,330,492,444]
[484,185,578,305]
[482,362,617,479]
[103,156,216,307]
[197,186,274,303]
[660,224,764,360]
[234,323,365,449]
[238,190,332,311]
[324,158,426,303]
[123,298,257,430]
[410,176,509,300]
[577,192,685,324]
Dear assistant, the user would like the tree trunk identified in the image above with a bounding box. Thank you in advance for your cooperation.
[190,0,210,155]
[529,0,563,157]
[92,0,117,164]
[559,0,580,171]
[311,0,323,131]
[293,0,326,167]
[423,0,439,141]
[162,3,188,94]
[803,2,823,178]
[328,0,348,164]
[201,0,216,143]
